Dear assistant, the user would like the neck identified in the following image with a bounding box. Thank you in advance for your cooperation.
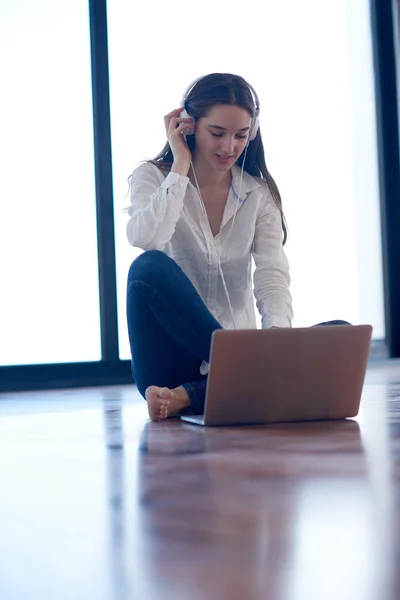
[190,155,232,188]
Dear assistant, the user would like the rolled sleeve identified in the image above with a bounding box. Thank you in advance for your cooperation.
[126,163,189,250]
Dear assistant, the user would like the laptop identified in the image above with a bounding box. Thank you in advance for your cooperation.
[181,325,373,426]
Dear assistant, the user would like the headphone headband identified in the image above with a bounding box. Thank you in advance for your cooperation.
[180,75,207,108]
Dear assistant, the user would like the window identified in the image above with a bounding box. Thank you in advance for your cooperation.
[0,1,101,365]
[108,0,385,360]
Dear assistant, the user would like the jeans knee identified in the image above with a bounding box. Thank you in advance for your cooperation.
[128,250,174,285]
[314,319,352,327]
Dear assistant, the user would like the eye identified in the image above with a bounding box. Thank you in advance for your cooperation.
[211,133,248,139]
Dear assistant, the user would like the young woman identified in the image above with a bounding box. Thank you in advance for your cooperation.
[126,72,345,422]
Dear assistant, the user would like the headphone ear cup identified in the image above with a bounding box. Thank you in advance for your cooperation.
[180,108,195,135]
[249,116,259,141]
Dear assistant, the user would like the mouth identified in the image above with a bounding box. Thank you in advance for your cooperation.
[215,154,234,164]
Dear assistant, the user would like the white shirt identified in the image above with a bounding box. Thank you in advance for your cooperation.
[126,162,293,331]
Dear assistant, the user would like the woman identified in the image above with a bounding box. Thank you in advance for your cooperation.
[126,73,294,421]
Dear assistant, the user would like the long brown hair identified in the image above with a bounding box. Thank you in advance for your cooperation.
[146,73,287,244]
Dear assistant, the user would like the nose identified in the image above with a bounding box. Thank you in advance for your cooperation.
[221,136,236,156]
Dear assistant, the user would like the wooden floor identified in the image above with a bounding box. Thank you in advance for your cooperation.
[1,361,400,600]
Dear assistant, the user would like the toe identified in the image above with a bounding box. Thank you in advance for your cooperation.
[145,386,163,421]
[159,398,170,420]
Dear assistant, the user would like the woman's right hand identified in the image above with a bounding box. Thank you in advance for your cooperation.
[164,108,193,170]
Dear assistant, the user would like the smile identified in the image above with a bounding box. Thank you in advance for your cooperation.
[216,154,234,163]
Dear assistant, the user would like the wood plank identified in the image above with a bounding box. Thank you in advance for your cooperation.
[0,361,399,600]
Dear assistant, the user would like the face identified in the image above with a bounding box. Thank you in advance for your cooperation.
[193,104,252,171]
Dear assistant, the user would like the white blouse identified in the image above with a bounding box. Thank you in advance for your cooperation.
[126,162,293,331]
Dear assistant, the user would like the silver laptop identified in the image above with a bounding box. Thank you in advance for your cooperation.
[181,325,372,426]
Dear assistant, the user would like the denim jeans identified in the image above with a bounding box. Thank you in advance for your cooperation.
[126,250,350,414]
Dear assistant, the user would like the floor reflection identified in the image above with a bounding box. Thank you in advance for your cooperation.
[132,419,368,600]
[102,395,128,600]
[138,420,208,455]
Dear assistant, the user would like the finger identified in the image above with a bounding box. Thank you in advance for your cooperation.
[164,110,185,126]
[168,117,193,127]
[164,108,185,119]
[166,116,194,137]
[169,121,194,135]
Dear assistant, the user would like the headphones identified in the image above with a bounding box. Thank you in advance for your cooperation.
[180,75,260,141]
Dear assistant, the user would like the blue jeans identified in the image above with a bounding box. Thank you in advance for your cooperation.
[126,250,350,414]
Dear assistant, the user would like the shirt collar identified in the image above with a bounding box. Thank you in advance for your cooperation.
[231,165,262,200]
[219,166,261,231]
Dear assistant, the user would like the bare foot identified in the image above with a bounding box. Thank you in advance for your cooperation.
[145,385,191,422]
